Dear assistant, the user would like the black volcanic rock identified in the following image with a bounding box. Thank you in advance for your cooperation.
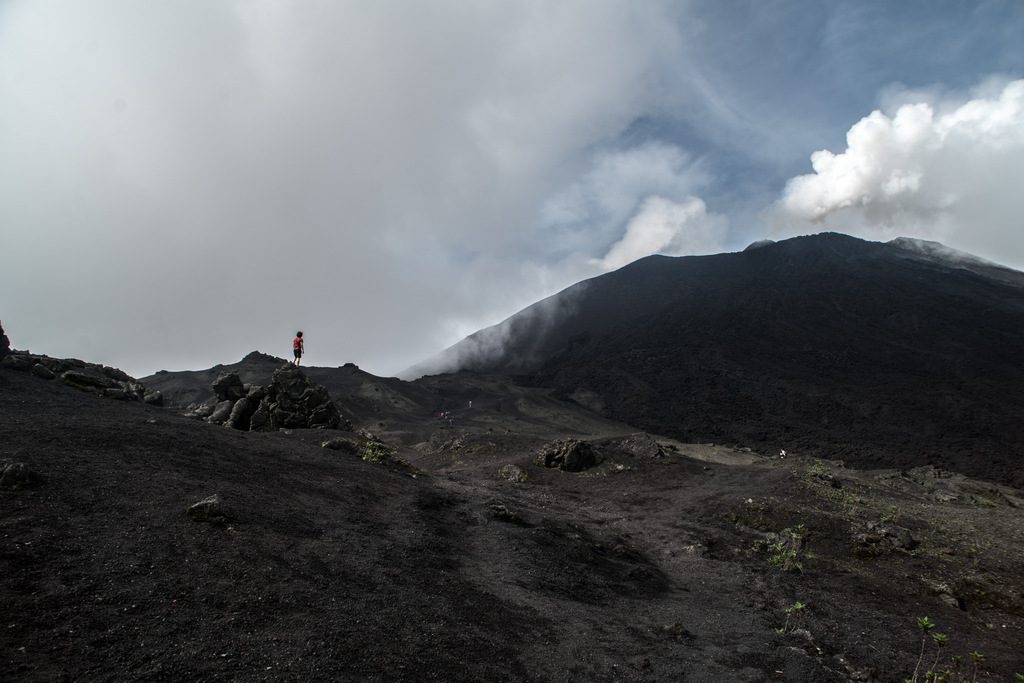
[420,233,1024,486]
[0,320,9,361]
[212,372,246,401]
[250,364,345,431]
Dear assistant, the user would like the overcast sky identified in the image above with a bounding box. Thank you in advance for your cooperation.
[2,1,1023,378]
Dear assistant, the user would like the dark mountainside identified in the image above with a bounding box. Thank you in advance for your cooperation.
[417,233,1024,487]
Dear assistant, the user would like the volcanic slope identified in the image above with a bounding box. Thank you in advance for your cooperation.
[6,356,1024,681]
[411,233,1024,486]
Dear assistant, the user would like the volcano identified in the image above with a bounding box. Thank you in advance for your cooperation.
[413,233,1024,486]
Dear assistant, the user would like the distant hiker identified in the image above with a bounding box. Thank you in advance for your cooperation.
[293,331,304,366]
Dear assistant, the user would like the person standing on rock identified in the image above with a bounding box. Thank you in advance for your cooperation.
[292,331,304,366]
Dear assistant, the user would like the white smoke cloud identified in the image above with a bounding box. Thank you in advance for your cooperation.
[597,196,726,270]
[778,79,1024,266]
[539,142,722,259]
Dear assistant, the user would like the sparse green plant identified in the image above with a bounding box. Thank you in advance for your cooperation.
[968,651,984,683]
[905,618,992,683]
[775,600,806,634]
[927,632,947,678]
[1013,672,1023,682]
[911,617,935,683]
[359,433,396,464]
[810,459,830,475]
[881,505,899,523]
[764,524,805,572]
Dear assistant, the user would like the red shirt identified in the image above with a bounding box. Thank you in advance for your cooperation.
[293,337,303,350]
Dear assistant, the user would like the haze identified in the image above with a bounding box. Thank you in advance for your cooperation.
[1,1,1022,377]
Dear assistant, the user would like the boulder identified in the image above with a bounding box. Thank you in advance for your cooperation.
[248,404,270,431]
[616,433,666,459]
[207,400,235,425]
[212,373,246,401]
[143,390,164,406]
[62,370,118,392]
[185,399,217,420]
[535,439,598,472]
[1,354,32,371]
[225,397,257,430]
[31,364,55,380]
[186,494,231,524]
[1,462,38,489]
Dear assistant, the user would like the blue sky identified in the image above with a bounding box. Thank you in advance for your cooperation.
[1,1,1022,376]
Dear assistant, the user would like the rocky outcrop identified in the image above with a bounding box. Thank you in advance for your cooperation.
[258,365,343,430]
[535,439,598,472]
[0,320,10,361]
[1,351,149,402]
[198,364,347,432]
[212,372,246,402]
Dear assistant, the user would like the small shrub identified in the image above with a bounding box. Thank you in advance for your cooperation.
[358,432,396,464]
[498,464,528,483]
[775,600,806,634]
[761,524,805,572]
[906,617,987,683]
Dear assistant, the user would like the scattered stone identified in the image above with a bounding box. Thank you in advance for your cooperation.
[488,501,527,525]
[31,364,55,380]
[498,464,528,483]
[854,522,918,554]
[922,578,962,610]
[616,433,666,459]
[812,471,842,488]
[535,439,597,472]
[212,373,246,402]
[931,489,958,503]
[143,390,164,406]
[0,462,38,490]
[187,494,231,524]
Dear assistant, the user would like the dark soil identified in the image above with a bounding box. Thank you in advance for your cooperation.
[3,361,1023,681]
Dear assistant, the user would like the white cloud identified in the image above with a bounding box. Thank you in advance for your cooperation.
[778,79,1024,266]
[0,0,700,376]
